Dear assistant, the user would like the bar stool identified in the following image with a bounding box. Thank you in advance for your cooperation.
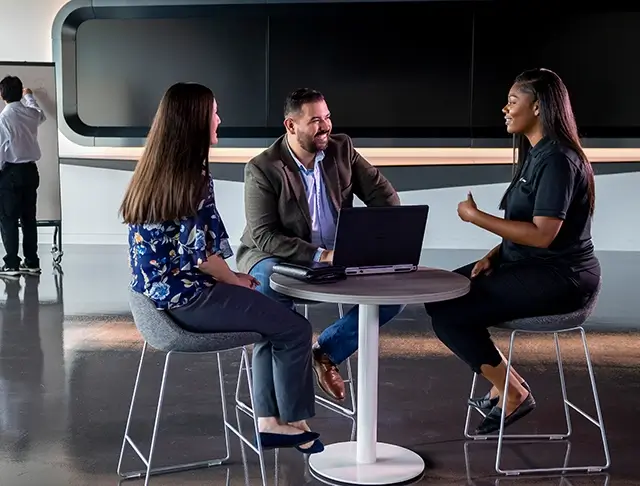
[119,289,267,486]
[464,278,611,475]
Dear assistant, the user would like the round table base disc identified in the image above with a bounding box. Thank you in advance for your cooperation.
[308,441,425,485]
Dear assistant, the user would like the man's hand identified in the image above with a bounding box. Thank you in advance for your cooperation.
[22,88,33,96]
[319,250,334,264]
[235,272,260,289]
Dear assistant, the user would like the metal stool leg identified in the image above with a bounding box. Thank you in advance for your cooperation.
[305,303,357,418]
[228,347,268,486]
[554,332,573,439]
[491,328,610,475]
[577,327,611,470]
[118,342,267,486]
[235,348,253,417]
[117,341,148,478]
[117,344,232,484]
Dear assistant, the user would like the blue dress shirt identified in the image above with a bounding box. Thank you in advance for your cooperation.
[285,142,337,262]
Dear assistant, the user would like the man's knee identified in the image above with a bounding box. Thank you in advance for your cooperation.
[249,257,280,278]
[249,257,294,306]
[249,258,280,289]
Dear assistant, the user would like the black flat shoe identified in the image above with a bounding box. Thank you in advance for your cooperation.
[259,431,320,450]
[468,381,531,413]
[475,392,536,435]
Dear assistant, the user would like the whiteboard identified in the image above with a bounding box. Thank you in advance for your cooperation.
[0,62,61,223]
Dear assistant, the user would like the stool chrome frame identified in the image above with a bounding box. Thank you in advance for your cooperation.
[117,342,268,486]
[464,326,611,476]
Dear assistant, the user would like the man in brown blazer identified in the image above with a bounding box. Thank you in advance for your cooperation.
[236,88,405,401]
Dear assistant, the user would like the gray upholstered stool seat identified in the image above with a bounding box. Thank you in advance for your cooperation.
[497,287,600,332]
[464,278,610,476]
[118,289,268,486]
[129,288,262,353]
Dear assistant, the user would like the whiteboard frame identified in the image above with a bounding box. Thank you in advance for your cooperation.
[0,61,63,267]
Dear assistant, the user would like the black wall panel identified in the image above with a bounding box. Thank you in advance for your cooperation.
[56,1,640,145]
[75,6,268,136]
[267,2,473,138]
[472,9,640,139]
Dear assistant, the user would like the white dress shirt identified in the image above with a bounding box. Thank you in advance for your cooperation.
[0,94,46,169]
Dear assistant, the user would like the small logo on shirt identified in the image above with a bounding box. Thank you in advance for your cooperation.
[519,177,527,183]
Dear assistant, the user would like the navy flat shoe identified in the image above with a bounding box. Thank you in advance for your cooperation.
[295,439,325,455]
[259,431,320,450]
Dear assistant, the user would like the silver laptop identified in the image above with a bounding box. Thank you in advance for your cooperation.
[331,205,429,276]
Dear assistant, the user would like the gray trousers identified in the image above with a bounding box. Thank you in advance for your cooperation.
[169,282,315,422]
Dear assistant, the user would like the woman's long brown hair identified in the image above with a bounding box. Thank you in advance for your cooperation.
[120,82,214,224]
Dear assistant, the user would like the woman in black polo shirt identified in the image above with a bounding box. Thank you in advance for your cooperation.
[425,68,600,434]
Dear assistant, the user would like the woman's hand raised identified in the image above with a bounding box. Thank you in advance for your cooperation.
[457,192,478,222]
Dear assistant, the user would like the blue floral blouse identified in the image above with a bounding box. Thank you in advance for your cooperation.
[128,175,233,309]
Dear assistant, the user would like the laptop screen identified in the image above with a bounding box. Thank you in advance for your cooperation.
[332,205,429,268]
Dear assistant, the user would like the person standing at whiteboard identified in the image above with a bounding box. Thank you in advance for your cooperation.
[0,76,45,277]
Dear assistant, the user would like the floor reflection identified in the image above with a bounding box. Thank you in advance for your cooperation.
[0,250,637,485]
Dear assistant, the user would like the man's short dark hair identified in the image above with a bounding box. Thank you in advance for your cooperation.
[284,88,325,118]
[0,76,23,103]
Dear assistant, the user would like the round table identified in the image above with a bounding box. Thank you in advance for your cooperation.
[270,267,470,485]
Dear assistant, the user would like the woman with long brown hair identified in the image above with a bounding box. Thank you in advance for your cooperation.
[120,82,322,453]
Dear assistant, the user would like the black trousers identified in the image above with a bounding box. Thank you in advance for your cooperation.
[424,259,601,373]
[169,282,316,423]
[0,162,40,268]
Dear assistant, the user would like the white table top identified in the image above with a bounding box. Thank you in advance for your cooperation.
[270,267,470,306]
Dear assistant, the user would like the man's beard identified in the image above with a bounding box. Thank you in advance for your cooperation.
[298,130,330,153]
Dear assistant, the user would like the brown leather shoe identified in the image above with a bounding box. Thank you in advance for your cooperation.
[312,346,346,401]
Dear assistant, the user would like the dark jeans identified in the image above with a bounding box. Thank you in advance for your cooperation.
[249,256,404,364]
[424,259,601,373]
[168,282,316,423]
[0,162,40,268]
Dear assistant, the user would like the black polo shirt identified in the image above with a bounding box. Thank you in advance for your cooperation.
[499,137,598,273]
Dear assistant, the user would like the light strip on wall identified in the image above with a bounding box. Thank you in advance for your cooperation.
[59,146,640,165]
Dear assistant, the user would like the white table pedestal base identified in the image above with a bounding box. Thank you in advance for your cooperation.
[308,441,425,485]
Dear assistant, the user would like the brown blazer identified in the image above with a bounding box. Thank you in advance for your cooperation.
[235,133,400,273]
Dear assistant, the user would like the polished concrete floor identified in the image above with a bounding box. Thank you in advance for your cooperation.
[0,245,637,485]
